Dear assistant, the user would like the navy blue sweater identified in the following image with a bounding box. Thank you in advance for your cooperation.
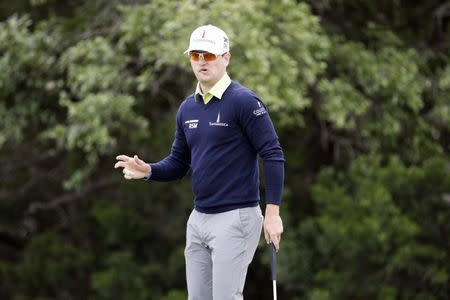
[149,81,285,213]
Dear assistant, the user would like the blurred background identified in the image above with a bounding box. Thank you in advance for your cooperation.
[0,0,449,299]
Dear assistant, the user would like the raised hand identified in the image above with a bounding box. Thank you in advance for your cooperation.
[114,155,151,180]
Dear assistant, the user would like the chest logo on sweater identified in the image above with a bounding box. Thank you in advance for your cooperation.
[185,119,199,129]
[209,112,229,127]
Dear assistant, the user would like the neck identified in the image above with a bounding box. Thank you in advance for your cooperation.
[200,82,213,94]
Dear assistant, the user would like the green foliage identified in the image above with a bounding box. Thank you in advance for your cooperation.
[61,37,130,97]
[318,78,369,130]
[91,200,149,246]
[432,65,450,130]
[317,37,431,158]
[91,251,149,300]
[280,155,450,299]
[0,14,60,147]
[0,15,59,95]
[15,232,93,299]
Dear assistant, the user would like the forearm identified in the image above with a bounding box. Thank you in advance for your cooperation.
[263,160,284,205]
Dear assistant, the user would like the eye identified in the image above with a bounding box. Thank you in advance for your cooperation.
[203,53,217,61]
[189,52,201,61]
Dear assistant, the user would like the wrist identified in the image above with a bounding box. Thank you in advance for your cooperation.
[144,164,152,180]
[265,204,280,216]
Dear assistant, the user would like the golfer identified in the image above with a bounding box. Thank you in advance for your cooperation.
[115,24,284,300]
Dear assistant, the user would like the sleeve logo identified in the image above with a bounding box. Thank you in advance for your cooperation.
[253,101,267,116]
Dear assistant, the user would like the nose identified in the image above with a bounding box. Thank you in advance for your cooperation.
[198,53,207,63]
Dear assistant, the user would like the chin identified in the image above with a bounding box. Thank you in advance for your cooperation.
[198,75,212,83]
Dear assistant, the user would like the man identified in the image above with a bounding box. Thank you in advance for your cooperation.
[114,24,284,300]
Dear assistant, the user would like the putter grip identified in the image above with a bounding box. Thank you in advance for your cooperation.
[270,242,277,281]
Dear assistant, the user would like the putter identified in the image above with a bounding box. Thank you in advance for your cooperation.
[270,241,277,300]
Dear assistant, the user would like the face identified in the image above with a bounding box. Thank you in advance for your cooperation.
[189,51,231,88]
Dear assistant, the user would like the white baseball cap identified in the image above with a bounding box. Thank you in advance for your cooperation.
[184,24,230,55]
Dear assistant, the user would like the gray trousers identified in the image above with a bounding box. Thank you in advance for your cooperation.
[185,206,263,300]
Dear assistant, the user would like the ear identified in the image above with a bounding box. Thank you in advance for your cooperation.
[223,52,231,66]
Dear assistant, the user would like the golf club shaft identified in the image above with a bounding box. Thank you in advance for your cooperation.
[273,280,277,300]
[270,241,277,300]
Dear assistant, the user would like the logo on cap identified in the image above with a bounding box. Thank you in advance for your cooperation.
[202,30,206,38]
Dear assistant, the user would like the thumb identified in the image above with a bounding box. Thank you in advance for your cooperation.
[134,155,146,166]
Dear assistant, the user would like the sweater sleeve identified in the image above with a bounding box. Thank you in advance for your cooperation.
[148,106,191,181]
[238,91,285,205]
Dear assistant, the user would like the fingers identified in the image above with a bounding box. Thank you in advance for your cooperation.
[115,154,145,170]
[269,235,281,252]
[265,228,282,251]
[116,155,132,162]
[122,168,134,180]
[264,216,283,252]
[115,155,132,169]
[114,161,127,169]
[266,226,281,251]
